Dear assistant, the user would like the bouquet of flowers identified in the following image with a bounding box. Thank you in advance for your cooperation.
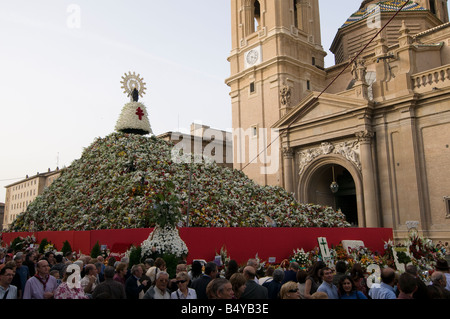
[291,248,311,269]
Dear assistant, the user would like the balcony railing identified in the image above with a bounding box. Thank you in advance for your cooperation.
[411,64,450,91]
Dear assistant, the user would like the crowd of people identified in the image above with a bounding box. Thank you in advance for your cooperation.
[1,247,450,300]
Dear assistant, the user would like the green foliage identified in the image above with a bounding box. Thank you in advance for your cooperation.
[90,241,102,258]
[38,238,49,254]
[147,180,182,228]
[145,252,181,278]
[396,250,412,265]
[128,245,142,269]
[10,237,24,251]
[61,240,72,256]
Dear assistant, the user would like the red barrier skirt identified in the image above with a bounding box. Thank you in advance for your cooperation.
[1,227,392,264]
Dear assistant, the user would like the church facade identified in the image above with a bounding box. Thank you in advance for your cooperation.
[226,0,450,241]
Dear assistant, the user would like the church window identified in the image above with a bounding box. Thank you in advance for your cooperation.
[306,80,311,90]
[430,0,436,15]
[293,0,299,28]
[445,196,450,218]
[312,57,316,66]
[250,82,256,93]
[253,0,261,33]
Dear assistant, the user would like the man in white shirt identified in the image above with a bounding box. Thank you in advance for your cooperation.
[23,260,58,299]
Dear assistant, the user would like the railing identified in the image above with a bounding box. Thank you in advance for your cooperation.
[411,64,450,90]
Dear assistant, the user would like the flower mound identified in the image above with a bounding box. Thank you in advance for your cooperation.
[10,132,350,231]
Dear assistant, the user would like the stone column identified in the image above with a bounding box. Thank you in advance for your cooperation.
[243,2,254,36]
[283,147,295,194]
[356,130,379,227]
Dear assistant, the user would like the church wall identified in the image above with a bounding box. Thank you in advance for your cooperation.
[229,0,450,241]
[373,117,396,230]
[416,26,450,65]
[371,99,426,237]
[415,96,450,239]
[372,89,450,241]
[421,122,450,227]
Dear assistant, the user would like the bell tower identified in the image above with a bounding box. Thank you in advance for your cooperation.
[226,0,327,187]
[417,0,449,23]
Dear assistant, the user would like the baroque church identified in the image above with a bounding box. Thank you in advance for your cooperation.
[226,0,450,241]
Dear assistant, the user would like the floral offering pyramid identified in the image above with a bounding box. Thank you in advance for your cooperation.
[9,73,350,232]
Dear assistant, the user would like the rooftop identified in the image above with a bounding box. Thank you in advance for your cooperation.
[341,0,426,29]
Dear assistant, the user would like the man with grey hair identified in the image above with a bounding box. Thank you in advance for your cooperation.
[80,263,98,295]
[125,264,148,299]
[263,268,284,299]
[143,271,170,299]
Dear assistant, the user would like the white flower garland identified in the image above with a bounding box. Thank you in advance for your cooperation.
[140,224,188,258]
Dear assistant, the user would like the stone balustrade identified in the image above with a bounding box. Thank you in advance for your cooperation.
[411,64,450,92]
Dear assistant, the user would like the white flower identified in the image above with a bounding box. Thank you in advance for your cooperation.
[115,102,152,134]
[140,224,188,258]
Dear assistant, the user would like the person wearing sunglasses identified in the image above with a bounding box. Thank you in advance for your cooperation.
[171,271,197,299]
[279,281,300,299]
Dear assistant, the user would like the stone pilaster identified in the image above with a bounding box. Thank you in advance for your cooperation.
[356,130,379,227]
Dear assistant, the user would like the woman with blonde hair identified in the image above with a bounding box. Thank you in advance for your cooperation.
[279,281,300,299]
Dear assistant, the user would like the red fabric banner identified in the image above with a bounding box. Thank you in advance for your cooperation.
[2,227,392,264]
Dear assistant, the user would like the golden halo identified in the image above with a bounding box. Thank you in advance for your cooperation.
[120,71,147,99]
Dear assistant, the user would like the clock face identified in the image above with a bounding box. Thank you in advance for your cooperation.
[246,49,259,65]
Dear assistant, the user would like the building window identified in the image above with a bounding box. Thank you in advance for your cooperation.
[293,0,299,28]
[430,0,436,14]
[254,0,261,33]
[445,196,450,218]
[251,125,258,137]
[307,80,311,90]
[250,82,256,94]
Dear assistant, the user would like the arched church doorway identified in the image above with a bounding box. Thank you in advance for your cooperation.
[306,164,358,226]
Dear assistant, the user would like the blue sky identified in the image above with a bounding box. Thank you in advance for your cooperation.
[0,0,431,202]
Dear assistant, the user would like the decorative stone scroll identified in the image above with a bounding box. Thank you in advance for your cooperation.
[297,140,361,175]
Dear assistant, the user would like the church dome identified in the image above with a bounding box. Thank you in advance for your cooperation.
[341,0,426,29]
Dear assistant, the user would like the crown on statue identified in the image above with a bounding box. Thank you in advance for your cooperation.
[121,71,147,102]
